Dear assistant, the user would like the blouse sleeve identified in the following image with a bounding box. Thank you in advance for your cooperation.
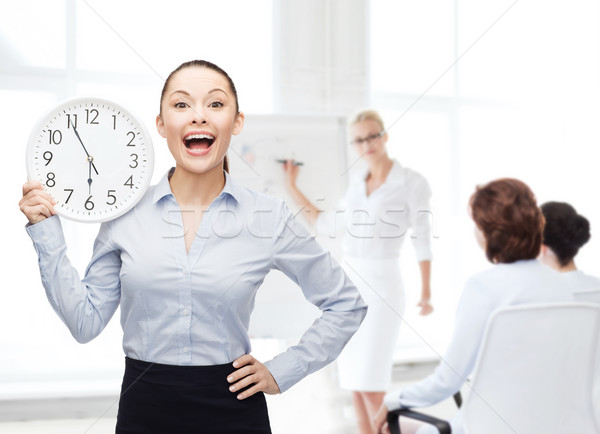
[26,215,122,343]
[384,275,493,410]
[264,202,368,393]
[407,173,433,262]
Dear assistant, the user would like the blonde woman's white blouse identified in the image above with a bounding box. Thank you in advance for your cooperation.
[318,160,433,261]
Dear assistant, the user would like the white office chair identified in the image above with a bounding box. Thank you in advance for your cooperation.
[573,289,600,304]
[388,303,600,434]
[570,291,600,431]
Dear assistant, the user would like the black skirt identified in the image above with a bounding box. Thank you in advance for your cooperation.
[116,357,271,434]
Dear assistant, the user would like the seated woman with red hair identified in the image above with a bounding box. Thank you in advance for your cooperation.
[374,178,573,434]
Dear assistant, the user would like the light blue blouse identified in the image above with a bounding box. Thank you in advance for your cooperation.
[26,169,367,393]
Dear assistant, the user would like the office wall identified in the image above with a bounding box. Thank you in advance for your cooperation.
[2,0,600,399]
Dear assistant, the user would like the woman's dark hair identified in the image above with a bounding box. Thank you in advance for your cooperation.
[540,201,591,266]
[470,178,544,264]
[159,60,240,173]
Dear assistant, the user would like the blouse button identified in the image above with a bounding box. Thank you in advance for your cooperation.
[183,346,189,353]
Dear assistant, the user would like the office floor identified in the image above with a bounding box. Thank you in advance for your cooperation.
[0,362,457,434]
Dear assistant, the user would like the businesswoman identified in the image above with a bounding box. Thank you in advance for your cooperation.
[539,201,600,293]
[283,109,433,434]
[19,60,367,433]
[374,178,573,434]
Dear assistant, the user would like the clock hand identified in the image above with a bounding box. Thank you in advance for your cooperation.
[88,159,93,195]
[72,123,99,175]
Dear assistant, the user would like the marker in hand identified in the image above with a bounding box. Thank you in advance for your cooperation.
[275,159,304,166]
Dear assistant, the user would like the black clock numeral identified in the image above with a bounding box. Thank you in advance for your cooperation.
[43,151,53,166]
[64,189,74,203]
[46,172,56,187]
[85,195,95,210]
[112,115,117,130]
[48,129,62,145]
[126,131,136,147]
[107,190,117,205]
[86,109,99,125]
[129,153,138,168]
[66,114,78,129]
[124,175,134,189]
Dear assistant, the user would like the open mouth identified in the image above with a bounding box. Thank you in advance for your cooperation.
[184,133,215,151]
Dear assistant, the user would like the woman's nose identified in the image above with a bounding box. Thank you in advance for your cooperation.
[358,140,371,151]
[191,107,207,124]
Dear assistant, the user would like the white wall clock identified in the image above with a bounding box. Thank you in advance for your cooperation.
[26,97,154,223]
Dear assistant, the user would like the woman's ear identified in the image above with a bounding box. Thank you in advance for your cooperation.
[232,111,245,136]
[156,114,166,138]
[538,244,556,269]
[474,224,486,250]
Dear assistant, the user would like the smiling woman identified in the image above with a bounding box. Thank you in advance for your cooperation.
[157,60,244,182]
[19,60,367,434]
[2,3,276,410]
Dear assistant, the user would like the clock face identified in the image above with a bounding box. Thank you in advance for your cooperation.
[26,97,154,223]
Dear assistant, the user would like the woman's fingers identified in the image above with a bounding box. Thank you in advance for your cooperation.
[227,354,280,399]
[22,180,42,196]
[21,192,55,211]
[20,192,55,210]
[227,365,254,385]
[232,353,255,368]
[417,299,434,316]
[374,404,390,433]
[235,383,263,400]
[20,181,55,206]
[32,203,54,219]
[20,201,55,224]
[380,422,390,434]
[282,159,300,186]
[228,372,255,394]
[19,181,56,224]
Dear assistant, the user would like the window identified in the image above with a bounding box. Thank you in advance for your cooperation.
[1,0,272,398]
[370,0,600,361]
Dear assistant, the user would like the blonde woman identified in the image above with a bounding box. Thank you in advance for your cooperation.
[283,109,434,434]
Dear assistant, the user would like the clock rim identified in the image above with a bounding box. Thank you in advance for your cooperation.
[25,96,155,224]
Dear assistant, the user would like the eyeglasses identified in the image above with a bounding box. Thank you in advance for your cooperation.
[350,131,384,146]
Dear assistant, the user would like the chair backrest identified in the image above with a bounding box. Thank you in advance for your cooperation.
[573,289,600,304]
[463,303,600,434]
[573,292,600,428]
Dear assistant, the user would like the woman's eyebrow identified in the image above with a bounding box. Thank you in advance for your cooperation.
[170,89,190,97]
[170,89,226,97]
[207,88,227,95]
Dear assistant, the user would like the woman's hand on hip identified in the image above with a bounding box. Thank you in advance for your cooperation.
[19,180,56,225]
[227,354,280,400]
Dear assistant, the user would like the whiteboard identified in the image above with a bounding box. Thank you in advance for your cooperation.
[228,114,349,339]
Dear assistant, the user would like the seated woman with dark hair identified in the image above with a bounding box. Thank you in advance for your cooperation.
[539,201,600,293]
[374,178,573,434]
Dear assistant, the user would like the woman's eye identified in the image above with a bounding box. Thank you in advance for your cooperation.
[174,102,188,109]
[209,101,224,108]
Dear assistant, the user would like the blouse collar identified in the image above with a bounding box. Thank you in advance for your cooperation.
[360,159,406,187]
[152,167,240,205]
